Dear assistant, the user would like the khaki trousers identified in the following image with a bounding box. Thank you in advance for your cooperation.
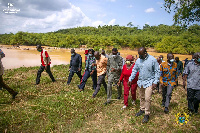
[139,85,153,115]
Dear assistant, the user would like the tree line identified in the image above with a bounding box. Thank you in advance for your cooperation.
[0,24,199,54]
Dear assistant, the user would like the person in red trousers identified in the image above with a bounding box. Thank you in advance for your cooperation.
[117,55,139,109]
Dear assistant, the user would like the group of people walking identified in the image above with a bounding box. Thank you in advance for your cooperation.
[0,45,199,124]
[66,46,200,123]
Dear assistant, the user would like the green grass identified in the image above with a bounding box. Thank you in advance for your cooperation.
[0,65,199,132]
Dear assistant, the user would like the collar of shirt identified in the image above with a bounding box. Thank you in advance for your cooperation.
[140,54,149,61]
[145,54,149,60]
[168,62,172,66]
[194,61,200,66]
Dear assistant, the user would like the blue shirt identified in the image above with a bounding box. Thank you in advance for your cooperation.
[183,61,200,90]
[129,54,160,88]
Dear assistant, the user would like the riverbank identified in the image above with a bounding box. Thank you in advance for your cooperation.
[0,44,192,70]
[0,65,199,132]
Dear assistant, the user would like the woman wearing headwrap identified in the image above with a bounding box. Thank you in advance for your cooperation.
[117,55,139,109]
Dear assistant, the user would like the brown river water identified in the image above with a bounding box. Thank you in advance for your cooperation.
[0,45,192,69]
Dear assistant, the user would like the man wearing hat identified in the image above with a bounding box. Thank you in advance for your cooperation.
[36,45,55,85]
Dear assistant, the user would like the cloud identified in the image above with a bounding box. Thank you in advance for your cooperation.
[145,8,155,13]
[127,5,133,8]
[97,13,107,18]
[0,0,111,33]
[157,2,163,5]
[92,21,105,27]
[108,0,116,2]
[20,4,91,32]
[108,19,116,25]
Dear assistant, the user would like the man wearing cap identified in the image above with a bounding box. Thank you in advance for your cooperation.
[0,49,18,99]
[105,48,123,105]
[128,47,160,123]
[36,45,55,85]
[67,49,82,85]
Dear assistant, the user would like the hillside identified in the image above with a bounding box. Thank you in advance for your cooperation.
[0,24,200,54]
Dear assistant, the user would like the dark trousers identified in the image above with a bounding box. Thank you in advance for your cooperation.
[79,70,97,90]
[67,70,82,84]
[156,83,160,92]
[36,65,55,84]
[162,85,174,108]
[187,88,200,113]
[93,74,107,97]
[0,75,16,95]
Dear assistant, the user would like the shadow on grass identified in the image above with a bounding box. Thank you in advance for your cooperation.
[170,101,179,108]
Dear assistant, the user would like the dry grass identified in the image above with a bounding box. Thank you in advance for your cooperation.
[0,65,199,133]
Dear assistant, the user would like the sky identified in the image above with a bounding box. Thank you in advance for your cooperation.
[0,0,195,34]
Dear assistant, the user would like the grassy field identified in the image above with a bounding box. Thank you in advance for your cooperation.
[0,64,199,133]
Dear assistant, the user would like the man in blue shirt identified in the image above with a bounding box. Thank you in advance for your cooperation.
[183,52,200,115]
[67,49,82,85]
[128,47,160,123]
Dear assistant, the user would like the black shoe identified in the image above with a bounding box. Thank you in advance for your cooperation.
[194,110,198,114]
[77,85,83,92]
[135,110,145,117]
[117,96,121,100]
[142,115,149,123]
[164,107,169,114]
[104,101,111,105]
[92,94,96,98]
[52,80,56,82]
[12,92,18,99]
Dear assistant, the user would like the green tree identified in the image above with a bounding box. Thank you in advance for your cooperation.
[127,22,133,27]
[164,0,200,25]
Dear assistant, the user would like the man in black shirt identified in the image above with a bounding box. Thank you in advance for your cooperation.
[67,49,82,85]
